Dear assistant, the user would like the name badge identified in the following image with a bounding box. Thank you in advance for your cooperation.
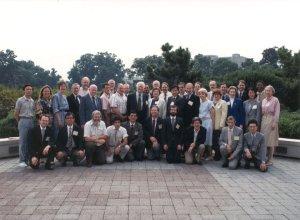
[145,101,148,105]
[134,131,138,136]
[252,105,257,110]
[73,131,78,136]
[176,124,180,129]
[188,101,193,106]
[170,102,174,106]
[158,124,162,129]
[227,102,231,106]
[155,101,159,105]
[45,137,50,141]
[234,136,239,141]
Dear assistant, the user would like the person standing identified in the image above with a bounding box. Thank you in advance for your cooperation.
[207,80,217,101]
[52,80,69,140]
[110,83,127,121]
[183,83,200,128]
[243,88,261,128]
[15,84,35,167]
[236,80,248,102]
[148,88,166,119]
[67,83,81,126]
[100,83,112,126]
[35,85,53,126]
[78,77,90,97]
[220,82,229,100]
[166,85,185,118]
[159,82,172,102]
[261,85,280,166]
[256,81,266,103]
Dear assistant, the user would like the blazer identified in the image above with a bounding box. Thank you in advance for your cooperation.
[56,124,84,152]
[166,96,185,118]
[243,99,261,126]
[164,116,184,147]
[79,94,102,126]
[143,117,165,146]
[67,94,81,126]
[28,125,54,158]
[224,97,245,127]
[148,98,166,119]
[122,121,144,146]
[214,99,228,130]
[236,90,248,102]
[183,126,206,151]
[243,132,266,162]
[182,93,200,127]
[219,126,243,159]
[126,93,148,123]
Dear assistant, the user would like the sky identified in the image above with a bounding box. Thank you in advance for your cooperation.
[0,0,299,79]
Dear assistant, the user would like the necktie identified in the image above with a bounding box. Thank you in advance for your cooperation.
[114,129,118,145]
[228,129,232,147]
[76,96,80,104]
[171,117,175,130]
[251,134,255,146]
[164,93,166,101]
[130,124,134,135]
[66,127,73,150]
[41,128,45,140]
[92,96,97,108]
[152,119,156,133]
[137,93,142,111]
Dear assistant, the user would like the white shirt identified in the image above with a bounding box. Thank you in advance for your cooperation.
[110,92,127,114]
[229,97,234,107]
[67,125,74,136]
[78,87,89,97]
[84,120,107,138]
[159,91,172,101]
[106,125,128,147]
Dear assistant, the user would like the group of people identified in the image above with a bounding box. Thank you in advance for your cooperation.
[14,77,280,172]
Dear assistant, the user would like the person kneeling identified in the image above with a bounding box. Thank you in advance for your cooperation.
[28,115,55,170]
[184,117,206,165]
[84,110,108,167]
[56,112,85,167]
[219,116,243,169]
[106,116,133,163]
[243,119,268,172]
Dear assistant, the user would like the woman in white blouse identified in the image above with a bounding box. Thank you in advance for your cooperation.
[148,88,166,119]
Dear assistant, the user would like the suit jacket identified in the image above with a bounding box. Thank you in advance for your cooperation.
[243,132,266,162]
[122,121,144,146]
[243,99,261,126]
[148,98,166,119]
[79,94,102,126]
[143,117,165,147]
[126,93,148,123]
[164,116,184,147]
[219,126,243,159]
[183,93,200,127]
[183,126,206,151]
[67,94,81,126]
[56,124,84,152]
[236,90,248,102]
[224,97,245,127]
[28,125,54,158]
[166,96,185,118]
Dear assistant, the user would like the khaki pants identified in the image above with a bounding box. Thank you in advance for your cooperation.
[185,144,205,164]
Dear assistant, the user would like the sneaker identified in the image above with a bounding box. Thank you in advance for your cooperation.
[18,162,27,168]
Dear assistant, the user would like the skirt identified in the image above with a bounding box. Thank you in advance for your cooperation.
[261,114,279,147]
[202,118,213,146]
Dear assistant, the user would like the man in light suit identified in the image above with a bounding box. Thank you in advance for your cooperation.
[79,84,102,128]
[219,116,243,169]
[243,119,267,172]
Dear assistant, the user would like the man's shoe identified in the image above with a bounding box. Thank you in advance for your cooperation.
[197,160,203,165]
[73,161,79,167]
[86,161,92,168]
[61,161,67,167]
[18,162,27,168]
[244,163,250,169]
[45,163,54,170]
[222,163,228,168]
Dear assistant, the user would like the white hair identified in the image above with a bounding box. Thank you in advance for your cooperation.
[92,110,102,118]
[265,85,275,94]
[89,84,98,90]
[198,88,208,95]
[136,81,145,89]
[81,77,90,83]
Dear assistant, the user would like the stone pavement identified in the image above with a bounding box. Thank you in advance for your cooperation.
[0,157,299,220]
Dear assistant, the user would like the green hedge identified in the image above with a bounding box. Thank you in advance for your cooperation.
[279,110,300,139]
[0,111,18,138]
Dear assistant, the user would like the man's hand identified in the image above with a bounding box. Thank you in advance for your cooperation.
[188,146,193,153]
[226,145,232,154]
[150,136,157,143]
[245,149,252,159]
[114,145,121,155]
[96,138,106,145]
[31,157,39,166]
[260,162,267,171]
[163,144,168,151]
[228,154,234,161]
[43,145,51,156]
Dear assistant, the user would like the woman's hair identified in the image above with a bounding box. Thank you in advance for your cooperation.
[39,85,52,99]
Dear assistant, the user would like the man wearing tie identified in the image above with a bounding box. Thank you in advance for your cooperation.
[163,105,184,163]
[79,84,102,128]
[219,116,243,169]
[28,115,55,170]
[143,106,165,160]
[236,80,248,101]
[56,112,85,166]
[67,83,81,126]
[159,82,172,102]
[166,85,185,118]
[243,119,267,172]
[183,83,200,128]
[126,81,148,124]
[122,112,145,161]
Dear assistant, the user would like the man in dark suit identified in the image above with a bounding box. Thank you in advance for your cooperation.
[126,81,148,124]
[183,117,206,165]
[183,83,200,128]
[166,85,185,118]
[67,83,81,126]
[163,105,184,163]
[122,112,145,161]
[143,105,165,160]
[236,80,248,101]
[243,119,267,172]
[28,115,55,170]
[56,112,85,166]
[79,84,102,128]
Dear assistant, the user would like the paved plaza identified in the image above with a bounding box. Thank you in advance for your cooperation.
[0,157,299,220]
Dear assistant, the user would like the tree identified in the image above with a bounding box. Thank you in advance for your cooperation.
[68,52,126,86]
[129,55,164,81]
[212,58,238,75]
[191,54,213,76]
[277,46,300,78]
[260,47,279,68]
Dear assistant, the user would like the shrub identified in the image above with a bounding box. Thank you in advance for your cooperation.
[0,111,18,138]
[279,110,300,139]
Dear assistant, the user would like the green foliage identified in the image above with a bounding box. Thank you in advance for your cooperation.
[68,52,126,86]
[0,111,18,138]
[260,47,279,68]
[0,49,61,88]
[279,110,300,139]
[211,58,238,75]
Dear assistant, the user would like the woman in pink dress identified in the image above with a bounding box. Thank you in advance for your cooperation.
[261,85,280,166]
